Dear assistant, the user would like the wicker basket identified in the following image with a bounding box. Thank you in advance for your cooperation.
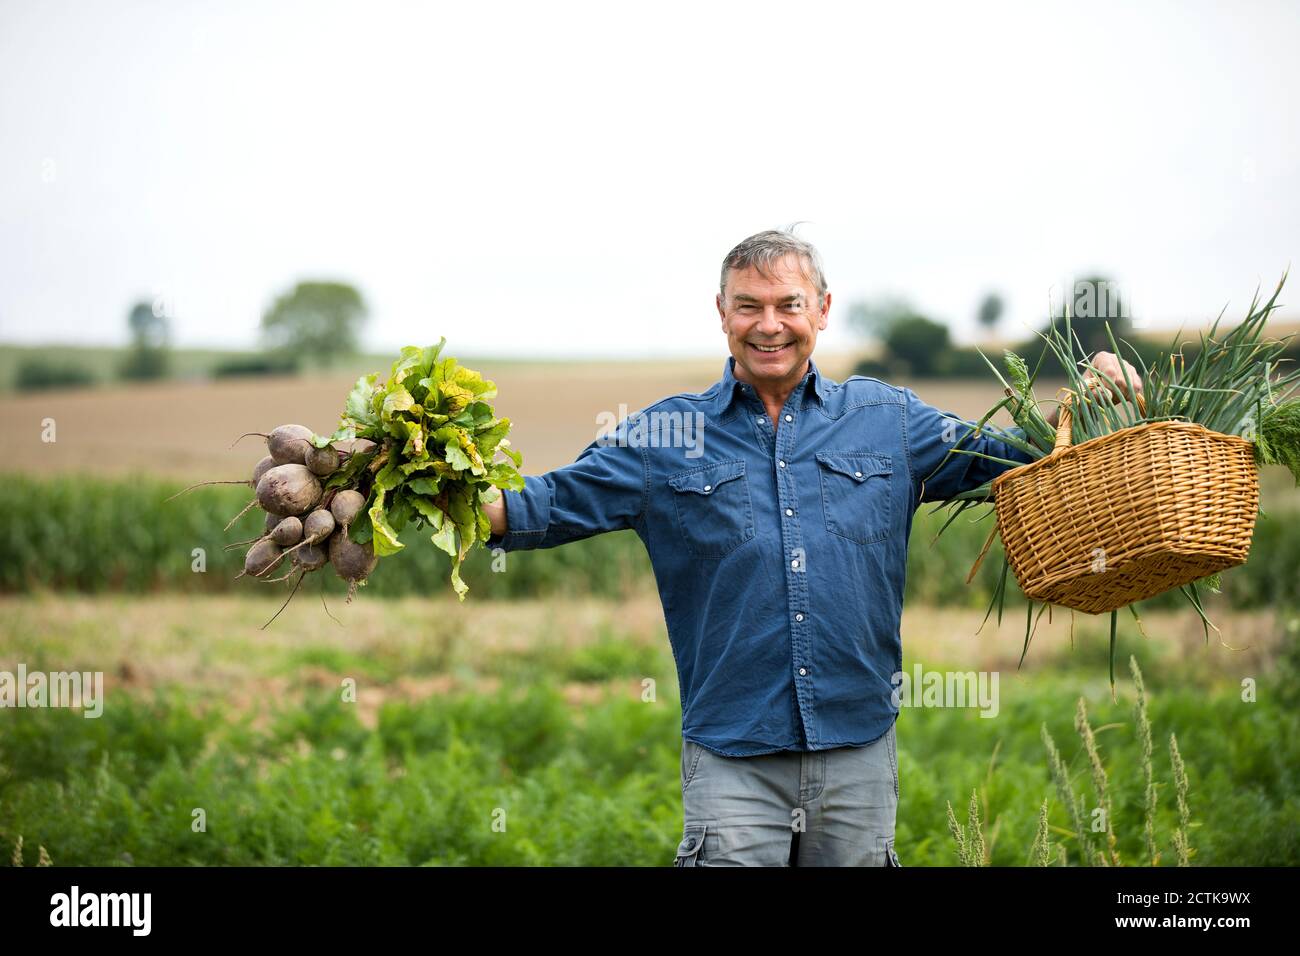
[991,388,1260,614]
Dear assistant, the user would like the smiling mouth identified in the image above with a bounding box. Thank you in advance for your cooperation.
[748,342,793,354]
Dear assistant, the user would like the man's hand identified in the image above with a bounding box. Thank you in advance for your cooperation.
[484,491,508,538]
[1044,351,1144,428]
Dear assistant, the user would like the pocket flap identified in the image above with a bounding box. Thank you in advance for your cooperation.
[816,451,892,482]
[668,459,746,495]
[674,824,708,867]
[882,836,902,867]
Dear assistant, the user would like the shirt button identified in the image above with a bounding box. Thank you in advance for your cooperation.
[795,613,804,622]
[784,414,793,422]
[785,508,793,517]
[703,485,711,492]
[791,558,800,569]
[798,667,808,676]
[854,471,863,478]
[756,415,764,424]
[778,460,786,468]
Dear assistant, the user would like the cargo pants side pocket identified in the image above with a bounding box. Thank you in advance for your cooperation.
[673,823,708,867]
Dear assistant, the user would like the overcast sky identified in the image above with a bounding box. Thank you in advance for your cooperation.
[2,0,1297,358]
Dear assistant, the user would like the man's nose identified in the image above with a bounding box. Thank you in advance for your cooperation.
[758,307,783,333]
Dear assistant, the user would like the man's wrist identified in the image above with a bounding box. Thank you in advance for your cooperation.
[488,493,508,538]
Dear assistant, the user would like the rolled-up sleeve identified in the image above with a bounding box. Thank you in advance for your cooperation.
[903,386,1038,504]
[485,413,649,551]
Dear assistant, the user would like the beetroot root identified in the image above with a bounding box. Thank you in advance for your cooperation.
[243,538,283,577]
[305,444,340,477]
[256,464,322,517]
[330,489,366,530]
[329,531,377,602]
[270,515,304,546]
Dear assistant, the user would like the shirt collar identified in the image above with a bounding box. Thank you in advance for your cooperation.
[712,354,828,417]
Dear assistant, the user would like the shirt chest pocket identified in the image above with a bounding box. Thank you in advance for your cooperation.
[816,451,895,545]
[666,459,755,559]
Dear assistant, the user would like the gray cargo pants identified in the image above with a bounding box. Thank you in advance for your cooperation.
[673,721,900,867]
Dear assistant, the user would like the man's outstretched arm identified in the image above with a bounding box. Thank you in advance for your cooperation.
[483,414,648,552]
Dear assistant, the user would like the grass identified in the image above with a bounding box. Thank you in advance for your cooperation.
[0,594,1297,866]
[952,658,1201,869]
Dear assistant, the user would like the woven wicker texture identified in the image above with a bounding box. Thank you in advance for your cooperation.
[991,389,1260,614]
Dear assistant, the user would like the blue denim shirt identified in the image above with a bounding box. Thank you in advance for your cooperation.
[487,356,1036,756]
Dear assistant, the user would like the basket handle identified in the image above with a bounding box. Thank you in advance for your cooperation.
[1052,383,1147,454]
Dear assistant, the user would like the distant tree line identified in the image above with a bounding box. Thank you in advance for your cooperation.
[12,280,368,391]
[848,276,1298,381]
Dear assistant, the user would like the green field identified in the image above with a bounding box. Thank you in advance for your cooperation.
[1,594,1296,866]
[1,478,1298,866]
[3,475,1298,611]
[3,386,1298,866]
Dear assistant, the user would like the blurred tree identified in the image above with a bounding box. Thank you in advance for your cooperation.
[119,300,170,380]
[847,295,959,378]
[1050,274,1132,355]
[845,295,914,343]
[261,281,367,365]
[885,314,952,377]
[976,292,1004,335]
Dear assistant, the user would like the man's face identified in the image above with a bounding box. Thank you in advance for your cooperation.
[716,253,830,388]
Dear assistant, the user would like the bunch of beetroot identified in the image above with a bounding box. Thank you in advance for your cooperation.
[167,423,380,624]
[170,340,525,625]
[228,424,378,595]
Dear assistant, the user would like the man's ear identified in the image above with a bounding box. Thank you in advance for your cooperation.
[716,293,726,327]
[818,291,831,331]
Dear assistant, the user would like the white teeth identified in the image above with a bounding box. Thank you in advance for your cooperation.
[752,343,788,352]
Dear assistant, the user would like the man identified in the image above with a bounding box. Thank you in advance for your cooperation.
[483,229,1141,866]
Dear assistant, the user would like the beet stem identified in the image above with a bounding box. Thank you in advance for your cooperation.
[261,569,307,630]
[164,479,249,502]
[223,497,259,532]
[230,432,269,450]
[320,580,343,626]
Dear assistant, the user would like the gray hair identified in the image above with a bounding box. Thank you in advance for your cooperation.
[719,225,828,301]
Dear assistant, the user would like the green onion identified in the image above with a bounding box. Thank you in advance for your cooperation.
[931,271,1300,691]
